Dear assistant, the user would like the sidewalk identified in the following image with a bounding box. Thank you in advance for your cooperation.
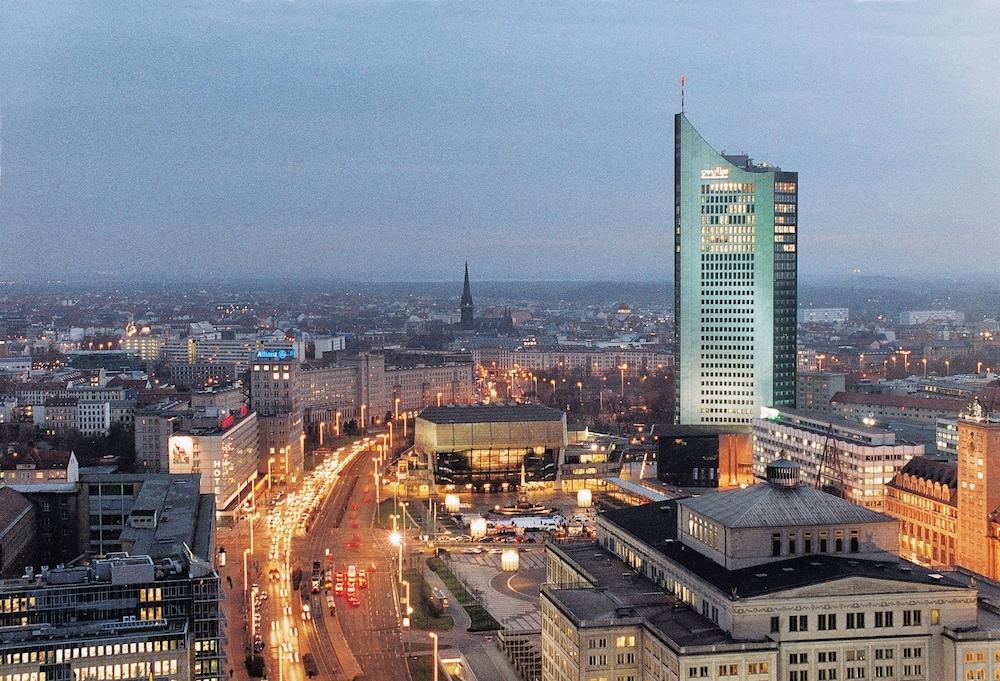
[418,564,520,681]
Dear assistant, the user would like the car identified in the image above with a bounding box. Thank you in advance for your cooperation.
[303,654,318,677]
[346,583,355,596]
[347,594,360,607]
[257,591,269,601]
[301,603,312,621]
[327,595,336,614]
[335,571,344,583]
[334,582,344,596]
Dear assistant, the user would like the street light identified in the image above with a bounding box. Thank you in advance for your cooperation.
[429,633,439,681]
[361,404,367,434]
[390,529,403,582]
[946,359,951,376]
[388,421,394,451]
[619,364,627,399]
[436,392,442,407]
[394,397,400,421]
[319,422,326,447]
[335,410,341,435]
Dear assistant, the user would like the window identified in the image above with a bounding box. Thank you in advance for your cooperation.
[874,611,894,628]
[771,616,780,633]
[773,533,782,557]
[790,653,809,665]
[903,609,922,626]
[847,612,866,629]
[789,615,808,632]
[931,609,940,625]
[718,665,738,677]
[818,613,837,631]
[749,662,770,674]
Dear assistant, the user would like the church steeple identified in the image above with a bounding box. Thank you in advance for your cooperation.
[460,262,475,331]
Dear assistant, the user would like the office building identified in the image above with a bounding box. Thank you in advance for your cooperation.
[0,535,221,681]
[543,460,1000,681]
[797,307,849,324]
[250,351,304,483]
[900,310,965,326]
[120,333,163,362]
[656,426,753,489]
[956,397,1000,580]
[752,407,922,510]
[135,400,189,472]
[830,391,966,427]
[674,113,797,425]
[415,404,567,490]
[795,371,846,414]
[476,347,673,378]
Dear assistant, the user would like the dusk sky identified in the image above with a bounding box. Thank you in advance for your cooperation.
[2,1,998,283]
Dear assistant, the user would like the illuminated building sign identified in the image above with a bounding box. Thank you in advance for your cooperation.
[168,435,195,474]
[700,166,730,180]
[255,348,296,360]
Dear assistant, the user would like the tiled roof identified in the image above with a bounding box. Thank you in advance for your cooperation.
[894,456,957,488]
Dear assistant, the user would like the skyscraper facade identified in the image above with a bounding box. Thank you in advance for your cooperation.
[674,113,798,425]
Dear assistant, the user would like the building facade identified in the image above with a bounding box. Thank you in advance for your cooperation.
[168,413,258,517]
[885,456,958,568]
[415,404,567,491]
[752,407,922,510]
[795,371,846,414]
[674,113,797,425]
[541,461,1000,681]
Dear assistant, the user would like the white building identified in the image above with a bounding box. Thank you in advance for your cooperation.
[753,407,923,510]
[797,307,849,324]
[542,460,1000,681]
[900,310,965,326]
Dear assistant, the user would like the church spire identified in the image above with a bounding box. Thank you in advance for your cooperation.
[460,262,475,330]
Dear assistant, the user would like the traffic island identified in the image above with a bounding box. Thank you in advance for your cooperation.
[426,556,500,632]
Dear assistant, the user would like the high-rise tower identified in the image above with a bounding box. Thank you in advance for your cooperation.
[460,262,475,331]
[674,114,798,425]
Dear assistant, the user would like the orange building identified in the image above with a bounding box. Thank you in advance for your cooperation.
[885,457,957,568]
[956,398,1000,578]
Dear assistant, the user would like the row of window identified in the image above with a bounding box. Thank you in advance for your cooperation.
[772,609,930,633]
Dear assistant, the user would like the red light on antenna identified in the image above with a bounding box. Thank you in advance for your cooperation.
[680,75,686,86]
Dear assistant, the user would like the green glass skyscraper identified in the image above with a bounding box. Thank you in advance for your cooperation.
[674,113,797,425]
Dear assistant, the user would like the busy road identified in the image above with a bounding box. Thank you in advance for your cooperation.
[247,436,409,681]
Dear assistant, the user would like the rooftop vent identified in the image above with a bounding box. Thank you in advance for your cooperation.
[766,459,801,487]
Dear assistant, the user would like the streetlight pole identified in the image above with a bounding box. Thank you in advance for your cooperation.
[319,422,325,447]
[335,410,341,435]
[361,404,367,434]
[389,421,394,451]
[394,397,400,421]
[429,633,439,681]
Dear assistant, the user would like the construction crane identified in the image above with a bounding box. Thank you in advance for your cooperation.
[815,422,846,498]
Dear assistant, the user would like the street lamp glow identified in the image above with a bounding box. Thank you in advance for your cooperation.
[389,530,402,546]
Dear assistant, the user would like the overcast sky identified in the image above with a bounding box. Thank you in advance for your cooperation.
[1,1,998,283]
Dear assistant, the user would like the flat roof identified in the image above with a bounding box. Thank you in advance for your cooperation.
[546,542,771,652]
[418,403,565,424]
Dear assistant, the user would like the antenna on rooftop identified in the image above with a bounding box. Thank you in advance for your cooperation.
[680,75,686,113]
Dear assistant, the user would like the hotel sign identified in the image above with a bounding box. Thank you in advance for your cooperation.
[700,166,730,180]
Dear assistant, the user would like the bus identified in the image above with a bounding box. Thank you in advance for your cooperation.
[311,560,322,593]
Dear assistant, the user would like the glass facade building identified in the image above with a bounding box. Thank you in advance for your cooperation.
[674,113,797,425]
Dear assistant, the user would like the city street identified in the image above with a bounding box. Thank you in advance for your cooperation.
[220,435,410,681]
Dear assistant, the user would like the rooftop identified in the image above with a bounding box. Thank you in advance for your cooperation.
[831,391,967,412]
[601,501,961,600]
[417,403,565,424]
[81,471,215,563]
[546,542,760,652]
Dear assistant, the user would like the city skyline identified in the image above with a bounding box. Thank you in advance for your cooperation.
[3,1,1000,281]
